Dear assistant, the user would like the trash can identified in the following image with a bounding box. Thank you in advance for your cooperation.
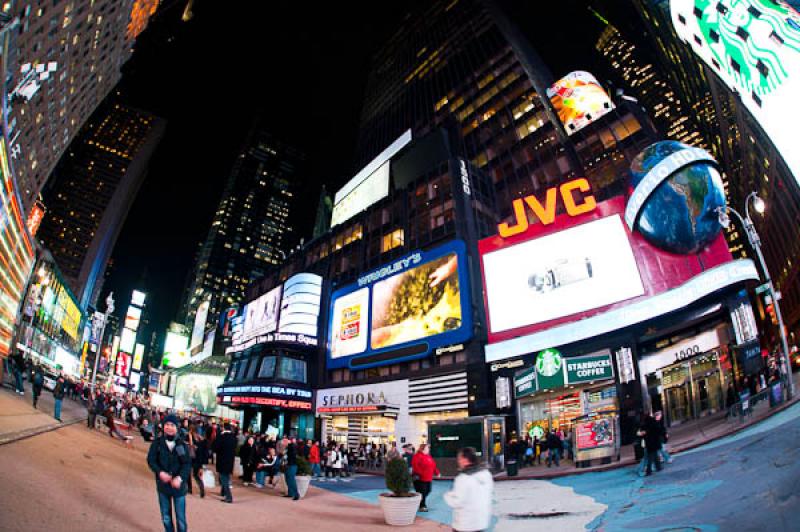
[506,460,518,477]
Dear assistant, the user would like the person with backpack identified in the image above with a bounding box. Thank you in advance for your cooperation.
[147,414,191,532]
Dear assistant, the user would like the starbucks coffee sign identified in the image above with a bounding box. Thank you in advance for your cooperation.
[515,349,615,397]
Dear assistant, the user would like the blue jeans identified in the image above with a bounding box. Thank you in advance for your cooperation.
[219,473,232,501]
[255,470,266,486]
[157,491,186,532]
[659,447,671,463]
[637,454,648,477]
[547,449,560,467]
[285,464,298,498]
[311,463,321,477]
[14,370,23,393]
[54,399,62,420]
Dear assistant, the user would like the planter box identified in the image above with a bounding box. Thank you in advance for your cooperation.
[379,492,422,526]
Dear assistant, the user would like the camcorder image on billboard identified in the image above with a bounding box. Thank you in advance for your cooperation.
[482,215,644,334]
[547,71,615,134]
[327,240,472,369]
[371,253,462,349]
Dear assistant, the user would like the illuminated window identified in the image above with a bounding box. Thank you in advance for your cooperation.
[381,229,404,253]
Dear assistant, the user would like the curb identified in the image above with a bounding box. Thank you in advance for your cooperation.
[0,417,85,446]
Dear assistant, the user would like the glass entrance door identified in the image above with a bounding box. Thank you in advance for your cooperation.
[665,386,691,425]
[694,373,722,416]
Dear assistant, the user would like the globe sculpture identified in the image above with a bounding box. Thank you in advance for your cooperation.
[627,140,726,254]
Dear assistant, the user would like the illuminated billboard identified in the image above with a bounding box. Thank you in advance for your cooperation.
[670,0,800,182]
[120,327,137,354]
[163,331,190,368]
[175,373,223,415]
[547,71,615,134]
[331,129,412,227]
[124,306,142,331]
[132,343,145,371]
[115,352,131,378]
[482,215,644,334]
[327,240,472,369]
[242,285,281,341]
[131,290,146,307]
[278,273,322,337]
[190,299,210,350]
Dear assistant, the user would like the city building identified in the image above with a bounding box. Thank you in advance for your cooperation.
[633,0,800,354]
[593,14,706,148]
[181,123,305,329]
[7,0,158,216]
[36,100,166,310]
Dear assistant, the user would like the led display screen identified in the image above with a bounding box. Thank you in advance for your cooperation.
[547,71,615,134]
[131,290,146,307]
[242,285,282,341]
[671,0,800,184]
[190,300,209,350]
[278,273,322,337]
[124,306,142,332]
[120,327,137,354]
[327,240,473,369]
[175,373,223,415]
[132,343,145,371]
[482,215,644,334]
[163,331,190,368]
[115,352,131,378]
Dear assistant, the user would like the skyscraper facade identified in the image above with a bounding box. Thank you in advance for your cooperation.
[354,0,654,233]
[182,125,304,327]
[8,0,157,216]
[632,0,800,343]
[36,100,165,309]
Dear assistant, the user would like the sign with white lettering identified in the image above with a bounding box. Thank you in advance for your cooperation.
[566,353,614,384]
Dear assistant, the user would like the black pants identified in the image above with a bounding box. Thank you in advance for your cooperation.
[88,412,96,428]
[243,465,254,483]
[189,465,204,496]
[414,480,431,508]
[645,450,662,475]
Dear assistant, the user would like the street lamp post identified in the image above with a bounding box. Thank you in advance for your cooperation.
[717,192,794,399]
[90,292,115,392]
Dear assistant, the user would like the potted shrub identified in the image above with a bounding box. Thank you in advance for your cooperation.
[295,456,313,499]
[379,457,421,526]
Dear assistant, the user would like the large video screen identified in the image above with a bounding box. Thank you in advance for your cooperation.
[175,373,222,415]
[243,285,281,341]
[190,300,209,350]
[328,240,472,369]
[547,71,615,135]
[163,331,190,368]
[671,0,800,184]
[278,273,322,337]
[482,215,644,334]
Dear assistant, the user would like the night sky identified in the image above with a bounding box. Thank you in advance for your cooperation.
[101,0,642,347]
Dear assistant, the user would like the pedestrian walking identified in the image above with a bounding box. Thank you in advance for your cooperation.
[240,435,255,486]
[147,414,191,532]
[411,443,440,512]
[309,441,321,478]
[642,414,663,476]
[546,430,561,467]
[284,436,300,500]
[11,349,25,395]
[31,366,44,408]
[654,411,672,465]
[444,447,493,532]
[52,375,65,422]
[188,425,207,498]
[212,423,236,503]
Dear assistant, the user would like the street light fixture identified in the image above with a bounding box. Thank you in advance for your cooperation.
[716,192,794,399]
[90,292,115,392]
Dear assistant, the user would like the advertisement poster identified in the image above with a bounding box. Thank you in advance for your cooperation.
[371,253,461,349]
[243,285,282,341]
[175,373,222,415]
[547,71,615,134]
[483,215,643,334]
[125,306,142,332]
[576,418,614,450]
[330,287,369,359]
[190,300,210,349]
[115,352,131,378]
[278,273,322,337]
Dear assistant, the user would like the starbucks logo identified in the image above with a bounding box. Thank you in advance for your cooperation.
[536,349,563,377]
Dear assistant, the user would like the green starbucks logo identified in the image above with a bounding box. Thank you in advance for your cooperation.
[528,425,545,439]
[536,349,563,377]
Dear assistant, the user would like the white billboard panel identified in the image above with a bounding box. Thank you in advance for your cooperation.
[124,306,141,332]
[671,0,800,182]
[331,129,412,227]
[120,327,137,354]
[482,215,644,334]
[243,285,282,341]
[163,331,190,368]
[278,273,322,337]
[190,300,210,350]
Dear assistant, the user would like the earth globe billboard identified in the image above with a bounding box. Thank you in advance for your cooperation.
[626,141,726,254]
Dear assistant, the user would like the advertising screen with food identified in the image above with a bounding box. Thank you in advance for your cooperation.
[370,253,462,349]
[547,71,615,134]
[327,240,472,369]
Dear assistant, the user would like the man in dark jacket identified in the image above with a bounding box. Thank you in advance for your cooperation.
[212,423,237,503]
[147,414,191,532]
[546,431,561,467]
[11,350,25,395]
[284,437,299,501]
[643,414,663,476]
[52,375,65,422]
[32,366,44,408]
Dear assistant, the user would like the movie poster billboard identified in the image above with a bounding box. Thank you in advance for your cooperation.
[175,373,223,415]
[327,240,472,369]
[242,285,282,341]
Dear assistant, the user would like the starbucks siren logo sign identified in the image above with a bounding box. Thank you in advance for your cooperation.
[536,348,563,377]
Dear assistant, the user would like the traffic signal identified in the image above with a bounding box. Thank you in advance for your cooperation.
[766,303,778,325]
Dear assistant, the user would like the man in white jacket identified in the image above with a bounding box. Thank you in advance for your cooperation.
[444,447,494,532]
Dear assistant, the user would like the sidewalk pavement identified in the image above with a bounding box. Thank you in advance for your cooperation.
[0,379,87,445]
[496,371,800,481]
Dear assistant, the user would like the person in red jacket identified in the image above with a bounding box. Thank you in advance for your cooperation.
[309,441,322,478]
[411,443,440,512]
